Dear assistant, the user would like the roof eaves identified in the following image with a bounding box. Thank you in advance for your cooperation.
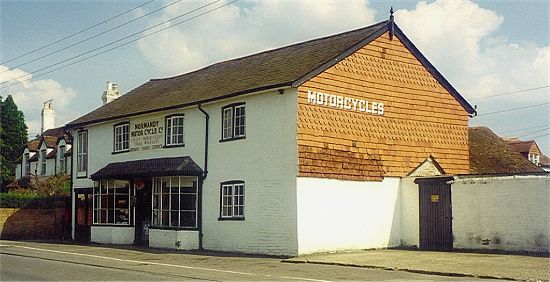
[392,24,476,115]
[292,21,389,87]
[66,82,293,129]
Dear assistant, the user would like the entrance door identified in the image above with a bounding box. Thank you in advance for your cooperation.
[134,180,151,246]
[75,189,92,243]
[416,178,453,250]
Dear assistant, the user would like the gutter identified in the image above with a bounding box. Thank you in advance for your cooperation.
[197,104,209,250]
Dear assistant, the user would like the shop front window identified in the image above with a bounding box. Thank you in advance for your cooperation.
[152,176,197,228]
[93,180,131,225]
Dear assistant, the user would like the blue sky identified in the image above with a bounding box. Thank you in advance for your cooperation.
[1,0,548,152]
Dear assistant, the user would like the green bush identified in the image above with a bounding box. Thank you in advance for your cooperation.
[0,191,69,208]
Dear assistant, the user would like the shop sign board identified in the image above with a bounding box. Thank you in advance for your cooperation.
[307,90,384,115]
[130,119,164,152]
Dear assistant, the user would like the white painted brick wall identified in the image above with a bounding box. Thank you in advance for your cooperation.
[452,175,550,252]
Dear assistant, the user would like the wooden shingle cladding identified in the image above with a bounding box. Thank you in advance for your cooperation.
[297,32,470,179]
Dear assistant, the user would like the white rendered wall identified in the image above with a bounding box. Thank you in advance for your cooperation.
[15,164,22,179]
[149,229,199,250]
[452,175,550,252]
[201,89,298,256]
[71,88,298,256]
[91,226,135,244]
[400,177,420,247]
[296,177,401,254]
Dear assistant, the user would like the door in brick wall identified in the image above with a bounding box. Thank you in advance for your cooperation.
[416,177,453,250]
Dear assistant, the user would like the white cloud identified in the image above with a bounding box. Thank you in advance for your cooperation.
[394,0,549,102]
[0,65,78,137]
[138,0,376,76]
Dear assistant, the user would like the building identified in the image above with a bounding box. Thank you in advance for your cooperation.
[503,138,543,166]
[469,127,544,174]
[10,101,72,188]
[66,17,477,256]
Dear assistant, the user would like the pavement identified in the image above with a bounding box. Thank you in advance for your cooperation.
[283,249,550,281]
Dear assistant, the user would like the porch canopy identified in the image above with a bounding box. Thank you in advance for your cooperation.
[90,156,203,180]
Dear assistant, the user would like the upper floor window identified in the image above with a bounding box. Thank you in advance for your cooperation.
[24,153,30,176]
[77,131,88,175]
[40,149,47,175]
[221,103,245,141]
[113,123,129,153]
[59,145,66,173]
[219,180,245,220]
[165,115,184,146]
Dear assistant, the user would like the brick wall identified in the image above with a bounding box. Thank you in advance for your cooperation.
[0,208,69,240]
[297,32,470,180]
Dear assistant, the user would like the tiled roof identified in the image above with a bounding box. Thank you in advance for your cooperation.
[42,136,58,148]
[469,127,544,174]
[27,139,40,152]
[46,148,57,159]
[90,157,203,180]
[504,139,538,154]
[67,20,474,128]
[43,127,66,138]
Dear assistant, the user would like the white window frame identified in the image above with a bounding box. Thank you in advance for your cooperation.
[40,149,47,175]
[165,115,185,146]
[221,103,245,141]
[113,123,129,152]
[77,131,88,175]
[59,145,66,173]
[152,176,198,228]
[93,180,131,225]
[220,181,245,219]
[24,153,30,176]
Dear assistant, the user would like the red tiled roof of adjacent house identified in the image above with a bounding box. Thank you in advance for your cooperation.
[27,139,40,152]
[504,139,540,154]
[42,136,59,148]
[469,127,544,174]
[46,148,57,159]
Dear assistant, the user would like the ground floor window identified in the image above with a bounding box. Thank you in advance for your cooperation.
[93,180,131,225]
[220,180,244,219]
[152,176,197,228]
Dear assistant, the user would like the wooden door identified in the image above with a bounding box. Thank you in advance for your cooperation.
[416,178,453,250]
[75,190,92,243]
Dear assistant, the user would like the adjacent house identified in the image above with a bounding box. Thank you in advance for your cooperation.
[468,127,544,174]
[503,138,543,166]
[10,101,72,188]
[66,17,477,256]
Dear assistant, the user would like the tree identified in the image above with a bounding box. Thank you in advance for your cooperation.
[0,95,28,190]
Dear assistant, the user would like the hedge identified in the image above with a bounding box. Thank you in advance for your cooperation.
[0,193,69,209]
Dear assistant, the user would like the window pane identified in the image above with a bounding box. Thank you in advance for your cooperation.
[162,211,169,226]
[170,211,179,227]
[170,193,179,211]
[152,210,160,226]
[180,211,196,227]
[180,194,196,210]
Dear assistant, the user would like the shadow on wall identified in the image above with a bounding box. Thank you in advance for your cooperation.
[0,201,71,241]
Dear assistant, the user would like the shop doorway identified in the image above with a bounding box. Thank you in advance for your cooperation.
[416,177,453,250]
[134,179,151,246]
[74,189,93,243]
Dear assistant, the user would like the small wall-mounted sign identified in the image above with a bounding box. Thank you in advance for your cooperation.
[431,194,439,203]
[307,90,384,115]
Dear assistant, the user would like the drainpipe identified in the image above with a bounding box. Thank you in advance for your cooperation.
[68,130,75,240]
[197,104,209,250]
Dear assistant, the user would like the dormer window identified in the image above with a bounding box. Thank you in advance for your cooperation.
[40,149,47,175]
[528,153,540,166]
[24,153,30,176]
[59,145,66,172]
